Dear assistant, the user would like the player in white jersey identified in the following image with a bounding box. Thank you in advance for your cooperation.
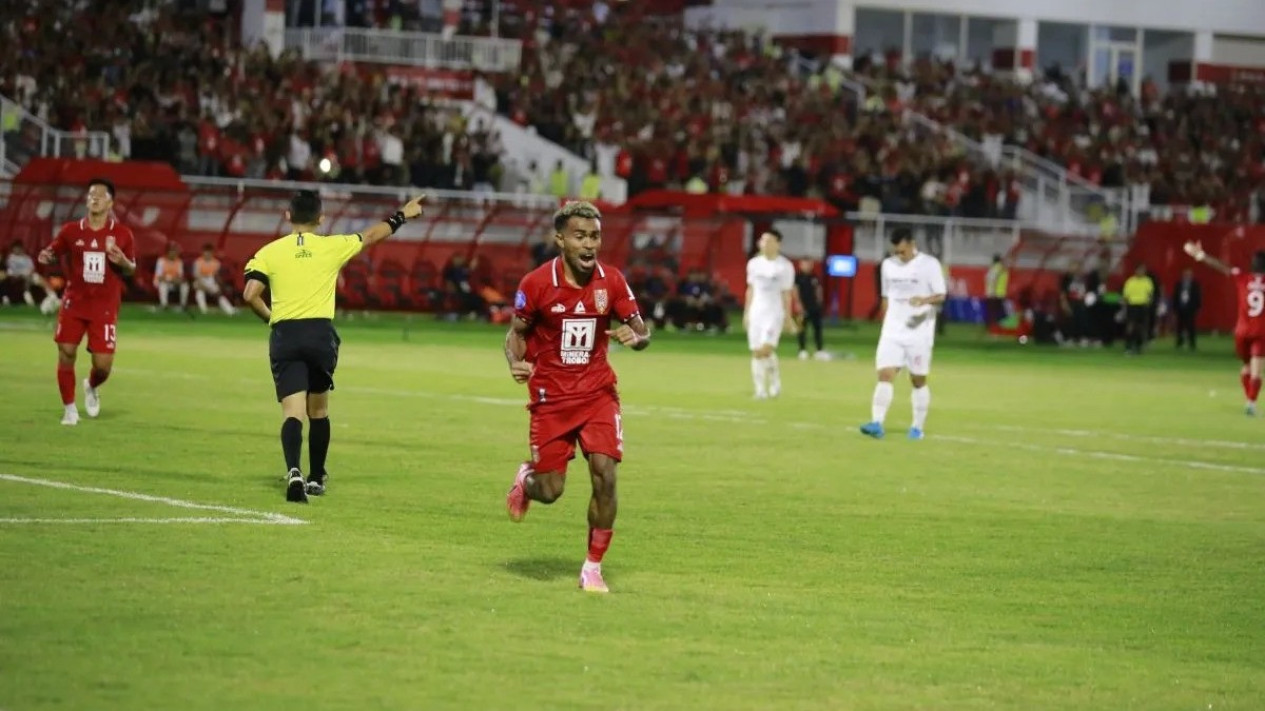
[860,228,947,440]
[743,229,797,398]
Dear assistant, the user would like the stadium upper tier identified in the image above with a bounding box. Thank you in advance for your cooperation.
[1,0,1260,221]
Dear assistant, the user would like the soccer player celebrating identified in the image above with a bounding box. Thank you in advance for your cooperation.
[38,178,137,426]
[503,201,651,593]
[242,190,427,503]
[1184,240,1265,415]
[743,229,796,399]
[860,228,946,440]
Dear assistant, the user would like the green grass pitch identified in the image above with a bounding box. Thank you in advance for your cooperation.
[1,307,1262,710]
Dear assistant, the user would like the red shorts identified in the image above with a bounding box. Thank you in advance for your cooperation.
[55,309,118,354]
[1236,335,1265,364]
[529,392,623,475]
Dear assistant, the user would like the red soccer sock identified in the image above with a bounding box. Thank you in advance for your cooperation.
[1242,371,1252,399]
[57,364,76,405]
[1250,378,1262,404]
[88,367,110,388]
[586,528,613,565]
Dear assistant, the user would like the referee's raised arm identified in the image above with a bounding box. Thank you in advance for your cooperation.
[360,194,428,247]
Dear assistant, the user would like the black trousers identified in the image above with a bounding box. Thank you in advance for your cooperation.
[1175,310,1197,349]
[797,309,823,351]
[1125,305,1150,352]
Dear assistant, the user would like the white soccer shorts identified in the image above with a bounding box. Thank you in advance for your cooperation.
[747,315,784,350]
[875,337,933,375]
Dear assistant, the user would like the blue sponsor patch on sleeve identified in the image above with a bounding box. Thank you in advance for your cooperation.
[515,290,527,310]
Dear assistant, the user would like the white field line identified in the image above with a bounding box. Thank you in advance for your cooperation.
[114,367,1263,475]
[0,473,306,526]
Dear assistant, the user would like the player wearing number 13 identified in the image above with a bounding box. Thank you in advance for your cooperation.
[37,178,137,426]
[1184,240,1265,415]
[503,201,651,594]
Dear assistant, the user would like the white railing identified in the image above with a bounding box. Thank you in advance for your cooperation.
[845,212,1023,271]
[284,27,521,71]
[901,108,1141,236]
[183,175,558,208]
[0,95,112,173]
[459,103,629,204]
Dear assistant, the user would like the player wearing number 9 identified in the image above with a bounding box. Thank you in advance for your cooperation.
[38,178,137,426]
[1184,240,1265,415]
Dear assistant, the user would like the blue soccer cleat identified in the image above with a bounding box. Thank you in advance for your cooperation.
[908,427,925,440]
[860,421,885,439]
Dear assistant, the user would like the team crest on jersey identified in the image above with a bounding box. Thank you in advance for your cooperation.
[594,289,608,314]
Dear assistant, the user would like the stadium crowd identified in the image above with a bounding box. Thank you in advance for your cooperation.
[2,0,1261,222]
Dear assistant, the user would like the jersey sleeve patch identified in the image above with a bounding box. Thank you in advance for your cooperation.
[515,289,528,310]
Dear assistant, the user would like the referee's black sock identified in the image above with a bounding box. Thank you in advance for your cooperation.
[308,417,330,479]
[281,417,304,473]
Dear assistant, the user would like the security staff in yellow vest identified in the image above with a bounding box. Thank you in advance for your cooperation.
[1121,263,1155,355]
[242,190,426,503]
[579,162,602,200]
[984,254,1008,326]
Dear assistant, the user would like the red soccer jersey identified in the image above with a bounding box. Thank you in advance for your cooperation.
[49,217,136,315]
[1232,269,1265,338]
[515,258,641,406]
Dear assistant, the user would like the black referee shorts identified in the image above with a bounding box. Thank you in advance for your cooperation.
[269,318,340,401]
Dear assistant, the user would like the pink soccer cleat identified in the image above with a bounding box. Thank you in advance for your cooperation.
[578,566,609,593]
[506,462,532,522]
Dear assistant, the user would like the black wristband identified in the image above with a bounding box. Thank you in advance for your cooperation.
[385,211,406,233]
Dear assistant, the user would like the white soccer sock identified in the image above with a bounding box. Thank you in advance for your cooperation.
[218,295,235,315]
[582,560,601,572]
[751,357,767,394]
[871,381,894,424]
[178,283,190,307]
[22,289,34,306]
[768,354,780,391]
[158,285,169,308]
[195,289,208,313]
[911,386,931,429]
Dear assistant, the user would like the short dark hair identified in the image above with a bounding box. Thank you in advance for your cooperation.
[289,190,322,225]
[553,200,602,232]
[889,227,914,245]
[1253,251,1265,273]
[88,177,115,199]
[202,242,214,252]
[763,228,783,242]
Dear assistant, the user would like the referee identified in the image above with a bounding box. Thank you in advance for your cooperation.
[242,190,426,503]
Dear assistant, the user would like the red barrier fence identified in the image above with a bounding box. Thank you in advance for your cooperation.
[1126,223,1265,333]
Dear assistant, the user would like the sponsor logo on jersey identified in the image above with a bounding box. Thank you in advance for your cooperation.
[295,249,313,259]
[574,302,586,314]
[551,303,566,313]
[560,318,596,365]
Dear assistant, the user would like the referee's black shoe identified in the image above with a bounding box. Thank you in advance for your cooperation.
[285,468,308,504]
[305,472,326,497]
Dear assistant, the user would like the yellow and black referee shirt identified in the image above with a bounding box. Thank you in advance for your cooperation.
[244,232,363,324]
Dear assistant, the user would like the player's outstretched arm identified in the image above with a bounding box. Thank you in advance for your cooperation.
[607,315,651,351]
[1184,240,1232,275]
[242,279,271,324]
[505,315,534,382]
[361,195,427,247]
